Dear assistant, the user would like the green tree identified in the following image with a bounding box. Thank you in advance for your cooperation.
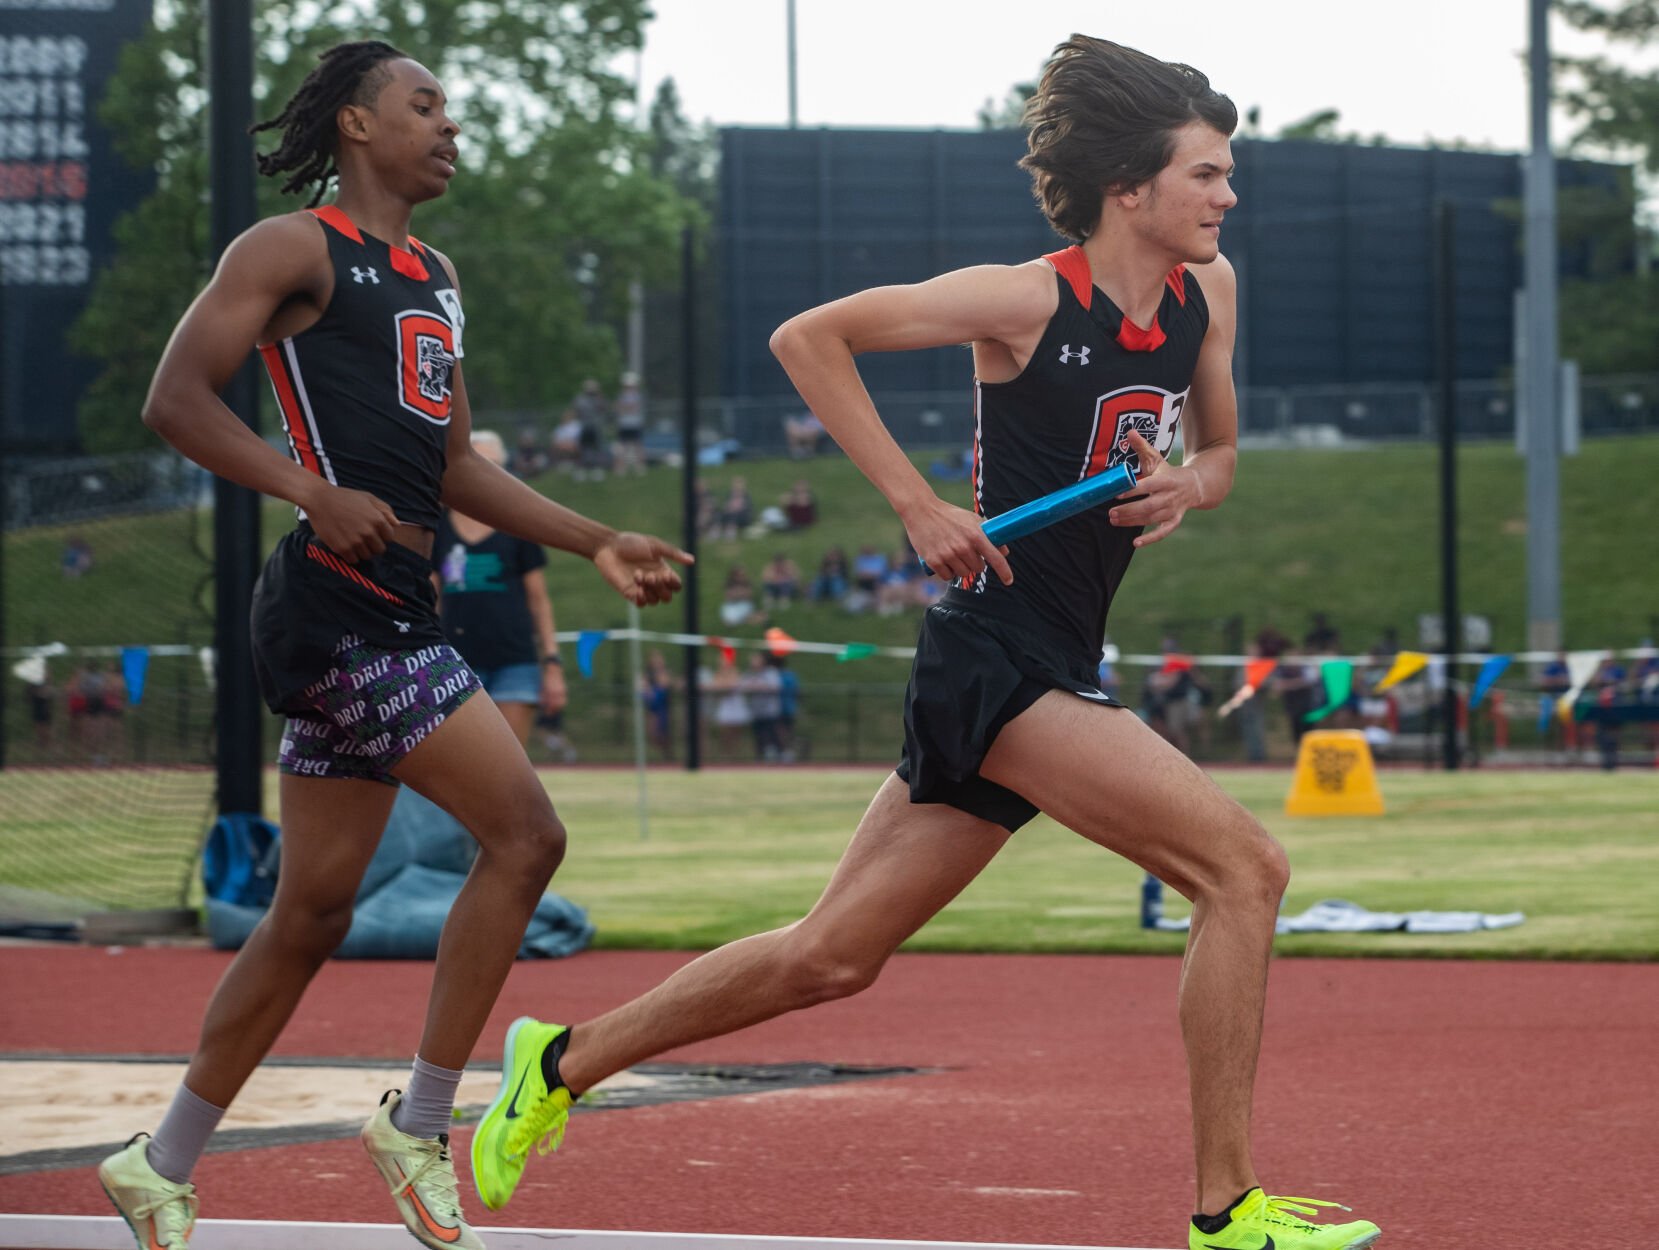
[72,0,696,452]
[1555,0,1659,371]
[977,81,1035,130]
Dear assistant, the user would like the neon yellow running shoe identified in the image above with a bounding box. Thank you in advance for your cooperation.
[470,1017,573,1212]
[98,1134,198,1250]
[1190,1188,1381,1250]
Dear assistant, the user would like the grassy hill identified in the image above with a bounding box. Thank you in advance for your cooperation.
[7,434,1656,659]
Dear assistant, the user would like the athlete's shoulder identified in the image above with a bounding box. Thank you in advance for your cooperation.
[213,211,330,289]
[1185,251,1235,302]
[418,240,461,288]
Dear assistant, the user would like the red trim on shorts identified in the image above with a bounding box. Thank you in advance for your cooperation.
[305,543,405,605]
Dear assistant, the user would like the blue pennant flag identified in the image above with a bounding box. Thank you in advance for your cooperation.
[121,646,150,706]
[1469,655,1512,709]
[576,630,607,678]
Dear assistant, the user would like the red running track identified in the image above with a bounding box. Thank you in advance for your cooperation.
[1,947,1653,1248]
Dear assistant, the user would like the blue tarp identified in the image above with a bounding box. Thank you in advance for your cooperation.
[206,788,594,959]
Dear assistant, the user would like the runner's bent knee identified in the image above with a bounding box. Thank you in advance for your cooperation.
[780,926,885,1004]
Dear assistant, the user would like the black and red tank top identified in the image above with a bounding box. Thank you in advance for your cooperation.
[953,244,1210,657]
[258,205,466,532]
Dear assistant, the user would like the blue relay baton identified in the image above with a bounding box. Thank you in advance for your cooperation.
[920,460,1139,575]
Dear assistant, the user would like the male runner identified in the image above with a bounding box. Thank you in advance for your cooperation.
[472,35,1380,1250]
[96,42,689,1250]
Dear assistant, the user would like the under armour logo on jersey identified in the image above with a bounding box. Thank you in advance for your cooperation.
[1058,344,1090,365]
[351,266,379,285]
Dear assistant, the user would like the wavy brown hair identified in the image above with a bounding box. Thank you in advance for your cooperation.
[1019,35,1236,242]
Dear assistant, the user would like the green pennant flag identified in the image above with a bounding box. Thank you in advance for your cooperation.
[1305,660,1354,723]
[837,643,879,663]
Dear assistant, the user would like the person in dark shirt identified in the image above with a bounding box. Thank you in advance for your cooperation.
[472,34,1375,1250]
[435,430,565,747]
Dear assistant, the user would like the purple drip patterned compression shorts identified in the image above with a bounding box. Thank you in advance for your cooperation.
[277,635,481,785]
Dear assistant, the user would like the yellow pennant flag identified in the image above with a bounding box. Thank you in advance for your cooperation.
[1374,651,1430,692]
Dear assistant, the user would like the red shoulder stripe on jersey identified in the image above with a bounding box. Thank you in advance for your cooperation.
[259,343,323,476]
[308,204,363,243]
[1043,245,1092,311]
[1166,264,1188,306]
[305,543,406,605]
[389,246,429,282]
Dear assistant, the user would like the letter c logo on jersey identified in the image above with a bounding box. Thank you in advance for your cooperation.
[396,310,458,425]
[1081,385,1188,477]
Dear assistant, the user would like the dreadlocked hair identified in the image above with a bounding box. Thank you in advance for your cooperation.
[251,40,408,206]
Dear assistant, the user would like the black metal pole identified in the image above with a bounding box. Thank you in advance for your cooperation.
[209,0,264,814]
[679,224,702,771]
[1434,198,1461,772]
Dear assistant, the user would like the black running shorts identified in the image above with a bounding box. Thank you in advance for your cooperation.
[251,526,452,716]
[897,588,1124,832]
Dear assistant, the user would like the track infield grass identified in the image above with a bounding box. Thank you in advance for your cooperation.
[0,765,1652,960]
[536,765,1657,961]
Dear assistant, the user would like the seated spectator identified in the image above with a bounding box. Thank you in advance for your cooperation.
[761,553,801,611]
[549,410,582,473]
[720,564,764,627]
[61,535,93,578]
[693,480,721,538]
[846,544,890,613]
[877,546,924,616]
[783,409,827,459]
[811,547,850,604]
[715,477,754,540]
[781,479,818,530]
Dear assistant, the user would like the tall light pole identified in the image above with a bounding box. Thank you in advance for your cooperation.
[1523,0,1562,653]
[786,0,798,128]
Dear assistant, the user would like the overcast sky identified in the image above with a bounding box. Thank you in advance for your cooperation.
[634,0,1631,155]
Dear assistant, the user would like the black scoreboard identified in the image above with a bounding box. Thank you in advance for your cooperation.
[0,0,153,452]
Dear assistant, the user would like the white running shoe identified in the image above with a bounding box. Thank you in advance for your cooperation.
[362,1090,485,1250]
[98,1134,198,1250]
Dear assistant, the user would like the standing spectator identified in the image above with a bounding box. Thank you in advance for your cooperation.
[77,660,125,764]
[781,479,818,530]
[24,662,54,750]
[705,651,750,758]
[1273,656,1319,745]
[760,553,802,611]
[1537,652,1577,754]
[1232,640,1268,762]
[773,654,802,761]
[741,651,785,761]
[1304,611,1340,653]
[1591,654,1628,770]
[571,379,610,481]
[434,431,567,751]
[638,649,680,760]
[612,372,647,476]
